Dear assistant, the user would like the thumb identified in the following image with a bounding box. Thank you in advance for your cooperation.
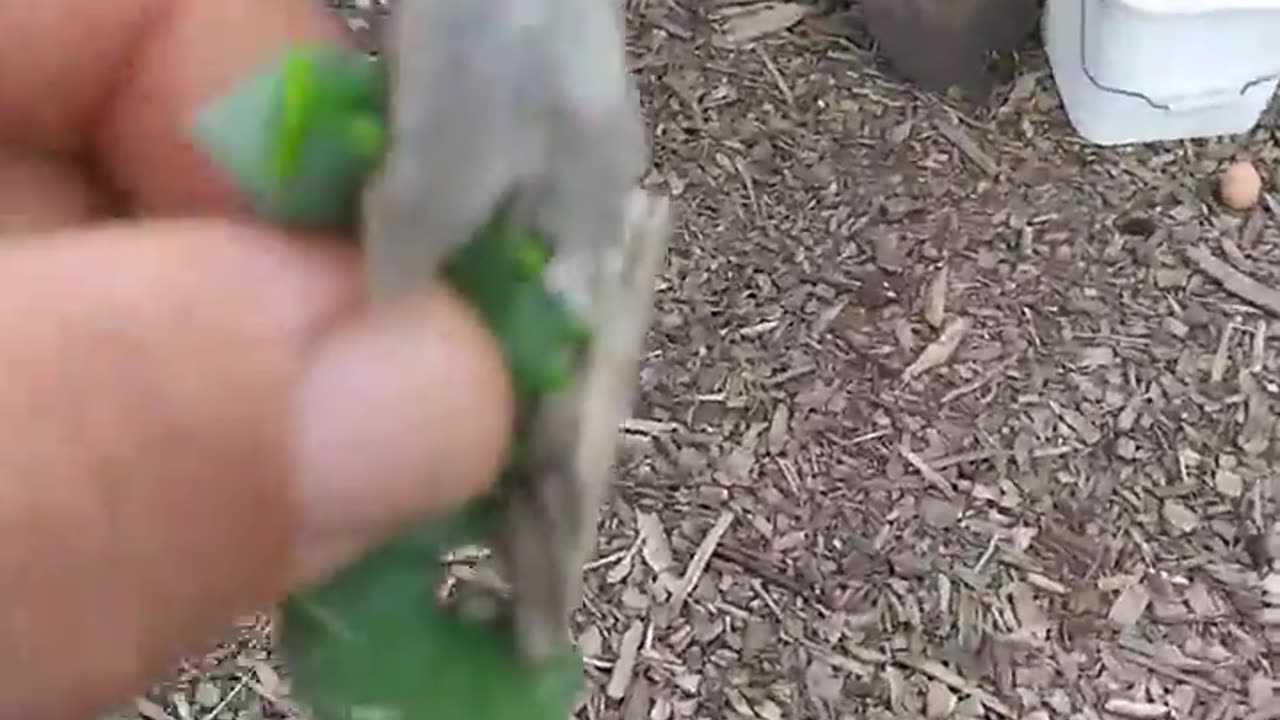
[0,218,512,719]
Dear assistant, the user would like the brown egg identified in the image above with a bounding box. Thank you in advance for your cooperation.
[1220,160,1262,211]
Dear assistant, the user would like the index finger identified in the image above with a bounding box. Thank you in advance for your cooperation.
[0,0,347,215]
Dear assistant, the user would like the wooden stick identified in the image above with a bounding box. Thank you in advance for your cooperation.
[497,190,671,662]
[1185,245,1280,317]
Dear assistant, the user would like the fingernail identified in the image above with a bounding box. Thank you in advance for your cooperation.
[291,287,512,586]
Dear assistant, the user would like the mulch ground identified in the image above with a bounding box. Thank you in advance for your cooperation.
[112,2,1280,719]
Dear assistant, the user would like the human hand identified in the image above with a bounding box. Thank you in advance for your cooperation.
[0,1,513,717]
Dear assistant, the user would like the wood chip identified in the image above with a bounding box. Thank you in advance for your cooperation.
[804,660,845,703]
[192,682,221,708]
[713,2,809,46]
[1186,245,1280,317]
[1115,648,1223,695]
[899,443,957,497]
[1248,673,1273,710]
[606,542,638,584]
[1025,572,1069,595]
[1103,698,1171,719]
[767,402,790,454]
[668,510,734,615]
[635,510,674,576]
[1211,322,1234,383]
[1108,581,1152,628]
[135,698,177,720]
[934,115,999,176]
[903,317,971,381]
[1215,460,1245,498]
[251,662,283,699]
[926,681,957,719]
[1008,581,1049,639]
[1238,371,1274,456]
[1170,685,1199,717]
[1049,400,1102,445]
[577,623,604,657]
[924,264,949,329]
[1162,499,1200,534]
[621,677,652,720]
[1078,345,1115,368]
[606,620,646,700]
[899,657,1014,718]
[621,418,681,435]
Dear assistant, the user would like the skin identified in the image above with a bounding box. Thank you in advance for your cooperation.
[0,0,513,717]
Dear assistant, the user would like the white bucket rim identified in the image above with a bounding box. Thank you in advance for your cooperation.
[1111,0,1280,15]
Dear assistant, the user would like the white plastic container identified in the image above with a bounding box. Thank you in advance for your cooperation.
[1043,0,1280,146]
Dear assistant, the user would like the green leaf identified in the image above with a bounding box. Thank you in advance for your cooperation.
[191,44,386,232]
[282,525,582,720]
[192,43,594,720]
[279,201,592,720]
